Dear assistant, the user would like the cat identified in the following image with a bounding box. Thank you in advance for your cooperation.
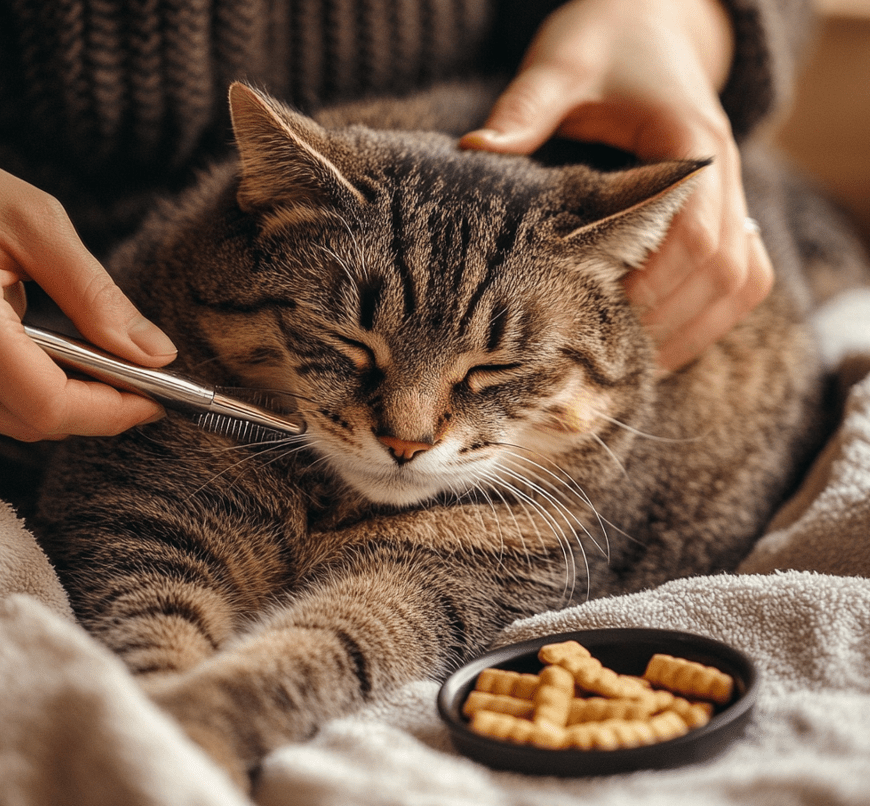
[34,79,855,788]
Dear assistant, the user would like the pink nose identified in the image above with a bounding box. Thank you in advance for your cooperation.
[377,435,433,462]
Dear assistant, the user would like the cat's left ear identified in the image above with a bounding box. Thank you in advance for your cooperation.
[228,82,366,215]
[558,160,709,281]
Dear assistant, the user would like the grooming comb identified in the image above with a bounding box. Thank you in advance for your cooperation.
[24,325,306,443]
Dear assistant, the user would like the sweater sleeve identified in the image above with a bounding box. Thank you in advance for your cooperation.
[491,0,816,141]
[718,0,816,140]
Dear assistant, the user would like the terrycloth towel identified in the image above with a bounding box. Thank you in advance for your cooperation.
[0,501,72,620]
[739,289,870,576]
[0,594,248,806]
[3,570,869,806]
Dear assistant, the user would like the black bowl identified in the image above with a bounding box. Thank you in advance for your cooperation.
[437,628,759,777]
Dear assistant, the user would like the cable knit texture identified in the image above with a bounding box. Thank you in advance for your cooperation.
[0,0,501,249]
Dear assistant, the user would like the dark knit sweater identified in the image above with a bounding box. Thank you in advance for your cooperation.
[0,0,813,253]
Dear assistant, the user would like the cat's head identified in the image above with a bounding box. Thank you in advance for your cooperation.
[169,83,704,507]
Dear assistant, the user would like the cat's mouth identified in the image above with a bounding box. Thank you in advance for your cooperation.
[313,440,489,508]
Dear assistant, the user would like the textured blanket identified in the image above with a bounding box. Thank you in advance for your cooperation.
[2,290,869,806]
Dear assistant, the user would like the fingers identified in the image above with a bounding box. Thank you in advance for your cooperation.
[623,115,774,371]
[460,0,605,155]
[0,169,176,366]
[2,278,27,319]
[0,293,163,441]
[461,0,766,371]
[645,227,774,371]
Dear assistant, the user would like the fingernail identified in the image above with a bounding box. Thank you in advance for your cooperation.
[460,128,526,149]
[128,317,177,357]
[140,408,167,425]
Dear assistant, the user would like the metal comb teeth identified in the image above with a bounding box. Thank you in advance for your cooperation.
[194,412,290,444]
[194,387,306,444]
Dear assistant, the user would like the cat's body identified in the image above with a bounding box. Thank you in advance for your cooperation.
[35,81,863,786]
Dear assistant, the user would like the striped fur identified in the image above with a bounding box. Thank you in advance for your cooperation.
[35,82,846,788]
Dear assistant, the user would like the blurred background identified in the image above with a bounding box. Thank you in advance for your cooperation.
[775,0,870,244]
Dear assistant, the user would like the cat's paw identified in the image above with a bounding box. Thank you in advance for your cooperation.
[141,676,252,792]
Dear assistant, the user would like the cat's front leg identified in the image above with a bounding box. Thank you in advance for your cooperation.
[143,520,567,788]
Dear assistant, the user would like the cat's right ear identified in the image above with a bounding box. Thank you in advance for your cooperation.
[228,82,366,216]
[556,160,709,283]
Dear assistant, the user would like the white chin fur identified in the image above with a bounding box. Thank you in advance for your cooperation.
[323,450,482,507]
[344,471,448,507]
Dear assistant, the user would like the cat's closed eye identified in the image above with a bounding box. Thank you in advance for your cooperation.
[464,363,523,393]
[332,334,376,370]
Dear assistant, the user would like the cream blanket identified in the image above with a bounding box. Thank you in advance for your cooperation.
[2,291,869,806]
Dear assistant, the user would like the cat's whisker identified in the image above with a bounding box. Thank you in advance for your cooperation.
[493,461,607,565]
[192,439,327,503]
[480,471,571,598]
[494,448,611,561]
[488,307,508,330]
[494,477,571,586]
[481,470,582,603]
[497,460,607,566]
[187,438,310,498]
[494,442,594,509]
[187,354,230,373]
[476,480,535,573]
[244,386,313,402]
[590,432,630,480]
[315,243,361,305]
[181,431,306,457]
[494,442,635,553]
[335,212,369,280]
[467,482,511,574]
[590,408,706,444]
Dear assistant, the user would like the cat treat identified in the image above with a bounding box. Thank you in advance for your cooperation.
[563,711,690,751]
[538,639,650,700]
[470,711,566,748]
[663,696,715,729]
[462,691,536,719]
[532,665,575,727]
[469,710,537,744]
[466,641,725,750]
[474,668,540,698]
[567,695,656,724]
[547,650,650,701]
[537,640,592,666]
[643,653,734,705]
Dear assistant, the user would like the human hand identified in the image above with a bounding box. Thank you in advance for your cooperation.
[0,169,177,441]
[461,0,773,370]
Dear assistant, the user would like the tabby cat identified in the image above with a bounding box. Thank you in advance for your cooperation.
[36,80,847,788]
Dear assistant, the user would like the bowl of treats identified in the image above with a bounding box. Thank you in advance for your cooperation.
[437,628,759,776]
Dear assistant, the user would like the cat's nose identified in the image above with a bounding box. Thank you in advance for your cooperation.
[377,434,433,463]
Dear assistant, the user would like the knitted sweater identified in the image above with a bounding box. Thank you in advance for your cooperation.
[0,0,813,253]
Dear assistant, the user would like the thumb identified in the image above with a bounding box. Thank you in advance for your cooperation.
[1,170,177,366]
[460,65,579,154]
